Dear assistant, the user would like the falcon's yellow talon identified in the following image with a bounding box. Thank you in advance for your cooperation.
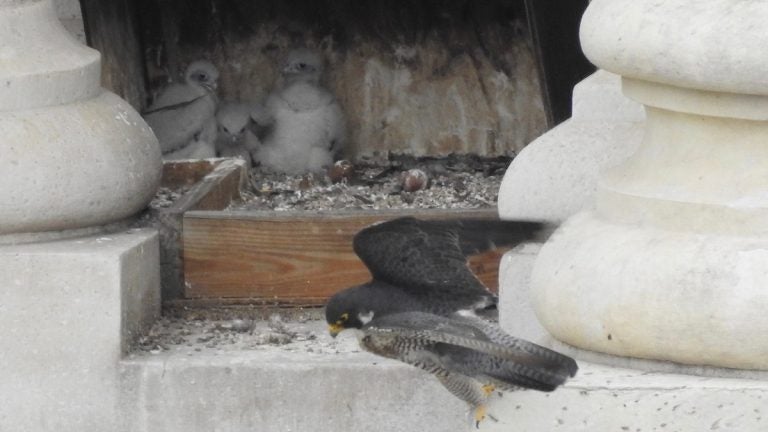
[474,405,487,429]
[481,384,496,397]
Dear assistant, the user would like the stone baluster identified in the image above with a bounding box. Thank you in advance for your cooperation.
[532,0,768,370]
[0,1,161,430]
[0,0,161,244]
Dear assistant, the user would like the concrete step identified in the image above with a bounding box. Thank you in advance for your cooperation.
[119,317,467,432]
[119,316,768,432]
[484,360,768,432]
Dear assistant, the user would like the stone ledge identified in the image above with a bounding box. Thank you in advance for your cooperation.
[483,360,768,432]
[0,228,160,432]
[120,337,467,432]
[119,330,768,432]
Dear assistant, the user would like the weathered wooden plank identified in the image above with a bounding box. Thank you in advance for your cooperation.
[166,159,247,213]
[182,209,505,304]
[191,159,248,211]
[80,0,147,110]
[155,158,247,300]
[161,159,218,189]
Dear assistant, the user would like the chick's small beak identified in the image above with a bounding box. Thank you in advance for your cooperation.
[328,323,343,338]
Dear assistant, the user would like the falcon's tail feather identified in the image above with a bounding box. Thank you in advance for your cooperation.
[408,326,578,383]
[436,343,575,393]
[363,312,578,394]
[462,315,579,378]
[481,356,573,392]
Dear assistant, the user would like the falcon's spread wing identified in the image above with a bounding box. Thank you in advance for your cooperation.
[360,312,577,394]
[352,218,549,310]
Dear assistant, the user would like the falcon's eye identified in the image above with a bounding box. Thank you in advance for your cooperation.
[334,313,349,326]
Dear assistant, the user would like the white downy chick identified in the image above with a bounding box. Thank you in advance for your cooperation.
[251,48,346,174]
[215,101,261,165]
[163,117,217,160]
[144,60,219,159]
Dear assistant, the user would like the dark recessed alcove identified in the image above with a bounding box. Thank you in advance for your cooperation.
[77,0,593,304]
[81,0,592,159]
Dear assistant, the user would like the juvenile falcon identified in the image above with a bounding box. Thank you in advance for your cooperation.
[143,60,219,159]
[251,48,346,174]
[215,101,263,165]
[325,217,577,427]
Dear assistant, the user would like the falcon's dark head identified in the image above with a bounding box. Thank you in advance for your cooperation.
[325,288,374,338]
[325,282,418,337]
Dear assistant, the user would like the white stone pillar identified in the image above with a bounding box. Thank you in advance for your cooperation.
[0,0,161,243]
[0,1,161,430]
[530,0,768,370]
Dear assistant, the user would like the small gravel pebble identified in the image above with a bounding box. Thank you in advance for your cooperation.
[133,311,360,356]
[149,186,190,209]
[235,153,511,212]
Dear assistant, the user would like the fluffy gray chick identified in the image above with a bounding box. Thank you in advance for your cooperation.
[144,60,219,158]
[251,48,346,174]
[215,101,263,165]
[163,117,217,160]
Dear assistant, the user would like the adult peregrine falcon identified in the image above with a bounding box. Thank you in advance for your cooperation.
[325,217,577,427]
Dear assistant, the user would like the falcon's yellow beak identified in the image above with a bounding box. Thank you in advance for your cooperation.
[328,323,344,338]
[328,313,349,338]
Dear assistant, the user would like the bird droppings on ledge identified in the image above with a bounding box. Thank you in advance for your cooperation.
[233,153,512,212]
[131,309,362,357]
[148,186,192,209]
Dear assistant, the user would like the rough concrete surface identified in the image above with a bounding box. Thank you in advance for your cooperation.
[0,229,160,432]
[120,314,768,432]
[483,360,768,432]
[122,317,467,432]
